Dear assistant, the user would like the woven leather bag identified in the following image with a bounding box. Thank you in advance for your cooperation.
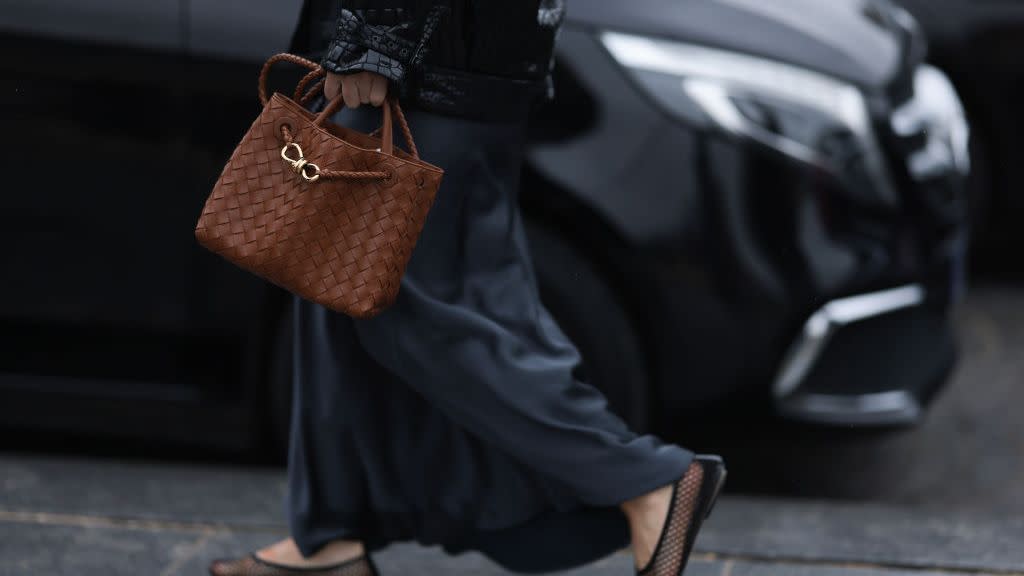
[195,53,443,318]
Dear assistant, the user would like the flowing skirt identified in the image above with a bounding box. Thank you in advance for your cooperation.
[286,105,691,573]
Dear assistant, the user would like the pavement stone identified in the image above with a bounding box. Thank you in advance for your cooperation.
[367,545,724,576]
[0,517,726,576]
[168,531,287,576]
[699,497,1024,573]
[4,453,1024,574]
[724,560,995,576]
[0,521,201,576]
[0,517,707,575]
[0,517,1006,576]
[0,453,285,528]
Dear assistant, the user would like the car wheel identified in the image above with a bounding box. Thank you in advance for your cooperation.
[524,217,651,432]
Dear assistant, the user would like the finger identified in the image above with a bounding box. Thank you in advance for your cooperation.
[324,73,342,100]
[368,75,387,107]
[341,77,361,109]
[357,73,372,104]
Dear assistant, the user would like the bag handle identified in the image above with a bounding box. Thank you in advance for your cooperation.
[257,53,419,182]
[313,93,394,157]
[294,67,326,105]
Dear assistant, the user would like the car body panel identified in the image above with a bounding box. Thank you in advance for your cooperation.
[0,0,296,453]
[527,9,965,427]
[0,0,180,49]
[564,0,905,91]
[0,0,966,453]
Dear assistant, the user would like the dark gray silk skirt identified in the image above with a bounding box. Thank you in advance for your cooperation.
[285,105,692,573]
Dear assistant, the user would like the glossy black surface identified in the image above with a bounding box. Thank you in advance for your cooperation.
[566,0,907,91]
[523,27,964,431]
[0,0,966,454]
[0,2,292,454]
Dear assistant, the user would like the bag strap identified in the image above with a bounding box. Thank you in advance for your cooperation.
[294,68,326,105]
[259,53,320,107]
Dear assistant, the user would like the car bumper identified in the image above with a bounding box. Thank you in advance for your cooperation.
[772,284,956,426]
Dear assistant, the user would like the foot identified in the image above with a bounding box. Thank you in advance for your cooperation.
[258,538,365,568]
[623,482,675,571]
[622,455,727,575]
[209,537,373,575]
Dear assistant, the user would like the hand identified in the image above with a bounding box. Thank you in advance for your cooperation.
[324,71,388,108]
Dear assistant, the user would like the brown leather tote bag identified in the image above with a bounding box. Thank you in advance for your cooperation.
[195,53,443,318]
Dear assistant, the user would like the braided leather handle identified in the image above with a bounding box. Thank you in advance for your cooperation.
[257,53,420,181]
[294,67,326,104]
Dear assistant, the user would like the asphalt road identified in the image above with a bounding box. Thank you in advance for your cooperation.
[3,454,1023,575]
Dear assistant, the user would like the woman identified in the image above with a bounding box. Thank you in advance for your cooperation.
[210,2,725,575]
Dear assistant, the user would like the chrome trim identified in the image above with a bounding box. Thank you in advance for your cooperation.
[599,31,898,205]
[682,78,820,166]
[891,65,971,178]
[772,285,925,423]
[777,391,922,427]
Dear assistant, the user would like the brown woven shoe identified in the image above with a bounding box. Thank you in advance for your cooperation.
[208,552,379,576]
[636,455,727,576]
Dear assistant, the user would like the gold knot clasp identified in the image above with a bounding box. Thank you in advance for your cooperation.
[281,142,321,182]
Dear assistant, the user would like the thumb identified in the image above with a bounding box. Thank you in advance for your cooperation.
[324,73,343,100]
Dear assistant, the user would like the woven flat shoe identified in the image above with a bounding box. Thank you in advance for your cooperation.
[208,552,379,576]
[636,455,727,575]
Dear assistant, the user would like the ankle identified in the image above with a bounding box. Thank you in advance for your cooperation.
[621,484,671,523]
[258,537,365,567]
[314,539,365,561]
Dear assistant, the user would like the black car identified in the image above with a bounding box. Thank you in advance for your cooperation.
[0,0,969,457]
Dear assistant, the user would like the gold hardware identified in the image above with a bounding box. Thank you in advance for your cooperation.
[281,142,303,163]
[301,163,321,182]
[281,142,320,183]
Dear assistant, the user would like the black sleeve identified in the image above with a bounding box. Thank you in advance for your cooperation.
[320,2,448,86]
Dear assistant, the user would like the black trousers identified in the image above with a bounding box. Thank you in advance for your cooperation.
[286,106,691,573]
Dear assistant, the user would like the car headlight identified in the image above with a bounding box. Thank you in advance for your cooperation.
[600,31,897,206]
[891,65,971,179]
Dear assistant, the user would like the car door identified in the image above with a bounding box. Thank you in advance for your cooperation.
[0,0,291,453]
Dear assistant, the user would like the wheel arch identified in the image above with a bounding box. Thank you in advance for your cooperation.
[519,163,671,431]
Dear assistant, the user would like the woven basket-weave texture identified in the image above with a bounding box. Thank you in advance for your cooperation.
[195,91,442,318]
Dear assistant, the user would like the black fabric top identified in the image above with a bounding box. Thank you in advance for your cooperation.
[290,0,565,121]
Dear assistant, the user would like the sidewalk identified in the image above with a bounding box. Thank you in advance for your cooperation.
[1,454,1021,576]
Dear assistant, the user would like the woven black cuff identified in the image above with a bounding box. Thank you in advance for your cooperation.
[320,7,445,85]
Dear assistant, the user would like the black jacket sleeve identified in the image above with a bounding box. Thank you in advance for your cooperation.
[320,2,447,86]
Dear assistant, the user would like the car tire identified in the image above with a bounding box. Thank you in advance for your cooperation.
[523,217,651,432]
